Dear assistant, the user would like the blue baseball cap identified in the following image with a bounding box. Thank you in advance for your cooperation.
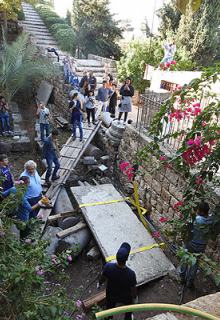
[116,242,131,263]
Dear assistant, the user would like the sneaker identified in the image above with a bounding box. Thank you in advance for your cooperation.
[93,121,97,125]
[80,137,83,141]
[52,175,60,181]
[117,120,120,125]
[123,121,126,125]
[88,123,91,127]
[45,180,51,187]
[8,131,11,135]
[72,136,76,141]
[2,132,5,137]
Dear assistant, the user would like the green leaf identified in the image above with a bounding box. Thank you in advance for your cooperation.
[49,306,57,317]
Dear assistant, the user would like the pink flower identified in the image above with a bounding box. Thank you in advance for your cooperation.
[67,255,72,262]
[187,139,195,146]
[174,201,183,212]
[76,315,82,319]
[127,172,134,181]
[45,288,50,291]
[76,300,82,308]
[38,214,43,219]
[0,231,5,236]
[44,281,50,284]
[177,86,182,89]
[51,254,57,258]
[159,217,168,223]
[202,122,206,126]
[14,180,24,184]
[25,238,31,243]
[159,63,162,68]
[217,132,220,134]
[181,133,184,137]
[209,141,214,146]
[52,259,58,265]
[55,283,61,286]
[163,66,167,71]
[120,162,130,171]
[64,311,69,315]
[37,270,43,275]
[161,157,166,161]
[166,62,170,68]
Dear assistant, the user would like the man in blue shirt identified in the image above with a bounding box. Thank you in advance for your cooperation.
[0,154,14,192]
[179,202,213,287]
[99,242,137,320]
[42,129,60,187]
[2,176,42,239]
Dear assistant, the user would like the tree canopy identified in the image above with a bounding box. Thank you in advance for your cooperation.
[72,0,122,59]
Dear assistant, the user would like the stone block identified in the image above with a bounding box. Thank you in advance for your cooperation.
[162,202,169,214]
[151,179,162,195]
[169,184,183,201]
[36,80,53,106]
[161,188,171,203]
[12,113,22,123]
[10,102,19,113]
[12,137,30,152]
[162,177,170,190]
[144,172,152,186]
[0,141,12,153]
[166,168,179,186]
[170,196,178,208]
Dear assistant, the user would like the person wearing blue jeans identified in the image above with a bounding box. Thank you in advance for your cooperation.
[0,96,11,136]
[179,202,212,287]
[160,37,176,71]
[69,93,83,141]
[42,129,61,187]
[36,101,50,143]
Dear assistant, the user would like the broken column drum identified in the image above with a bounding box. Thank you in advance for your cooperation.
[105,119,125,147]
[100,112,114,128]
[84,143,102,159]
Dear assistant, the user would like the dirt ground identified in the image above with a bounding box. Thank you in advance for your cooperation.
[4,93,218,320]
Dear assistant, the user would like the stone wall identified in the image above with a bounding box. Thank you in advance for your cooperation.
[0,20,23,44]
[88,54,117,69]
[104,123,220,267]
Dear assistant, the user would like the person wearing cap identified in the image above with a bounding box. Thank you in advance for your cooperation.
[99,242,137,320]
[97,80,113,112]
[0,154,14,192]
[118,77,134,125]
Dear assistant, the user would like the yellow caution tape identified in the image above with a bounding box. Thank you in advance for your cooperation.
[105,243,166,262]
[79,197,130,208]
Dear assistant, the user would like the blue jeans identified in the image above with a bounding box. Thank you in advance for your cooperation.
[64,67,70,82]
[161,56,173,71]
[40,123,49,142]
[0,113,10,135]
[72,115,83,138]
[45,156,60,181]
[179,241,206,285]
[28,194,42,219]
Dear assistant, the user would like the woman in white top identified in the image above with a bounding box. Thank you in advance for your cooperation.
[161,37,176,66]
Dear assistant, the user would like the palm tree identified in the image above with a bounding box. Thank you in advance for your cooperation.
[0,31,61,102]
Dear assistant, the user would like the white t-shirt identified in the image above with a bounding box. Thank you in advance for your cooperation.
[70,62,77,73]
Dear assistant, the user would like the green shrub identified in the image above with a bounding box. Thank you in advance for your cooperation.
[54,28,77,53]
[50,23,70,35]
[14,8,25,20]
[44,16,65,29]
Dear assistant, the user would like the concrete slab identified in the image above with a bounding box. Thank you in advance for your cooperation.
[36,81,53,106]
[70,184,175,286]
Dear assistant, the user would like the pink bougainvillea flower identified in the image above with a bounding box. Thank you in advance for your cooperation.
[161,157,166,161]
[193,102,200,107]
[166,62,170,68]
[44,281,50,284]
[76,315,82,319]
[14,180,24,184]
[38,214,43,219]
[187,139,195,146]
[45,288,50,291]
[177,86,182,89]
[25,238,31,243]
[77,300,82,308]
[55,283,61,286]
[52,259,58,265]
[209,141,214,146]
[64,311,69,315]
[181,133,184,137]
[163,66,167,71]
[159,63,162,68]
[67,255,73,262]
[202,122,206,126]
[37,270,43,275]
[159,217,168,223]
[173,201,183,212]
[120,162,130,171]
[128,172,134,181]
[51,254,57,258]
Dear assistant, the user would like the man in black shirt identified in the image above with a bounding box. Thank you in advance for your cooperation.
[88,72,97,91]
[99,242,137,320]
[79,70,88,95]
[105,68,113,84]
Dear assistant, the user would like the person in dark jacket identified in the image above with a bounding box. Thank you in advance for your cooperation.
[42,129,60,187]
[79,70,88,95]
[47,46,59,62]
[109,82,118,118]
[118,77,134,125]
[99,242,137,320]
[69,93,83,141]
[0,154,14,192]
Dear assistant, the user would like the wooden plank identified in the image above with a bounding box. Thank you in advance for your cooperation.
[56,221,87,238]
[82,290,106,312]
[47,210,77,222]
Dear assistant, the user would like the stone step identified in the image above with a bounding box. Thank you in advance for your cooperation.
[77,59,102,67]
[20,20,46,26]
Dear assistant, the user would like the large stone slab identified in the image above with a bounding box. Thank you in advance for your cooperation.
[70,184,175,286]
[36,81,53,106]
